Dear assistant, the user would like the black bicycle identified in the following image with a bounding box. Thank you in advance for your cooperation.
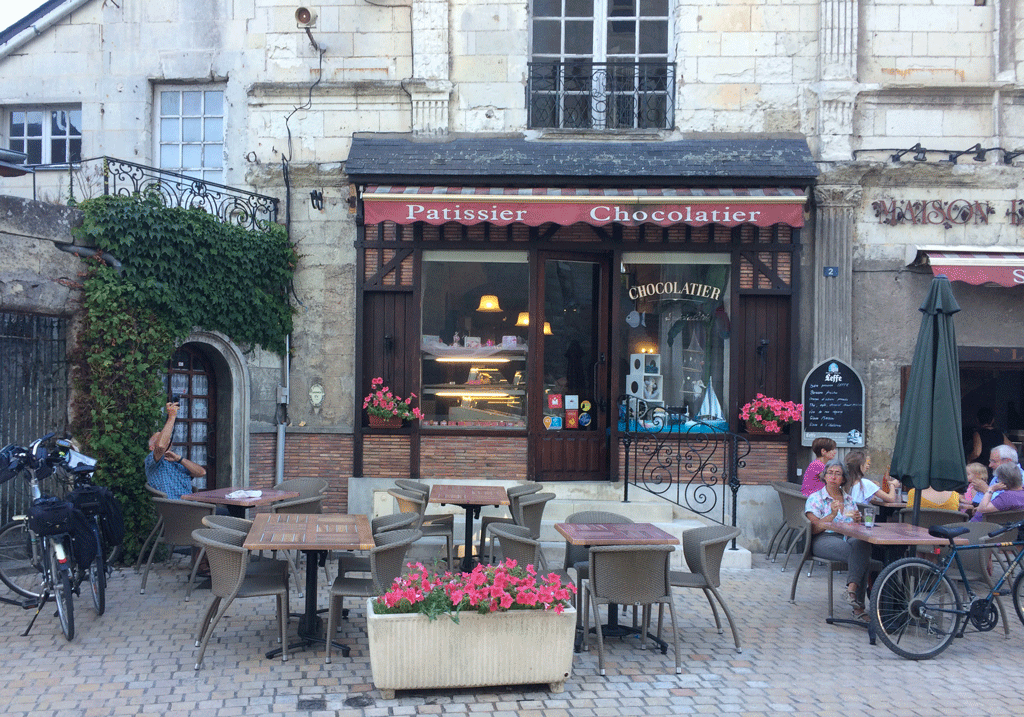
[869,519,1024,659]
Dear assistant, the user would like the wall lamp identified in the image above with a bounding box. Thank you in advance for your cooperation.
[1003,149,1024,164]
[891,143,927,162]
[944,143,989,164]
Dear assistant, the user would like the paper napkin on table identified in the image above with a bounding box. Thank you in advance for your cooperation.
[225,490,262,499]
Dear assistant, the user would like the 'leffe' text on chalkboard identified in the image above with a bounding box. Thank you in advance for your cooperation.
[801,358,865,447]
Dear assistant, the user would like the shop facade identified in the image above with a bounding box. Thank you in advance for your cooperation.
[345,136,818,484]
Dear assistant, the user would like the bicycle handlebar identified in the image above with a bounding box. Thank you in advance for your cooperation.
[987,520,1024,539]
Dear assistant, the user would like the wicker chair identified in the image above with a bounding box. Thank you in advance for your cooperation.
[336,512,419,577]
[269,480,327,587]
[667,525,742,652]
[768,482,808,567]
[191,528,290,669]
[976,509,1024,578]
[562,510,634,581]
[272,477,328,501]
[134,484,169,571]
[387,488,454,568]
[787,517,846,618]
[201,514,253,535]
[324,528,421,663]
[489,523,573,583]
[898,507,969,527]
[392,479,457,535]
[139,497,216,600]
[583,544,680,675]
[479,483,544,564]
[200,514,289,579]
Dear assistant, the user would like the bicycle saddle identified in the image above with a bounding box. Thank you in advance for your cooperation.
[928,524,969,540]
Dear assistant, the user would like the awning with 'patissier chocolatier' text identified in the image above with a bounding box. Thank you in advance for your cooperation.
[906,246,1024,287]
[360,186,807,229]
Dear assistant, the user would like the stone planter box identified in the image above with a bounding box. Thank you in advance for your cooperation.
[366,599,576,698]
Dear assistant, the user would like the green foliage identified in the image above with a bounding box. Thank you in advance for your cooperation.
[69,189,295,560]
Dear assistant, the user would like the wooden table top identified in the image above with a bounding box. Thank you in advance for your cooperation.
[243,513,373,552]
[429,484,509,507]
[554,522,679,546]
[182,487,300,508]
[827,520,967,546]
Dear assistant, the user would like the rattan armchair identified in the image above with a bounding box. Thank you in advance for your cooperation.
[667,525,742,652]
[583,544,680,675]
[336,512,419,577]
[139,497,216,600]
[769,482,808,569]
[387,488,454,568]
[325,528,421,663]
[191,528,290,669]
[479,483,544,564]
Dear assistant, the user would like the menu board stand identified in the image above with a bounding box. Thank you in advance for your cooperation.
[801,358,865,447]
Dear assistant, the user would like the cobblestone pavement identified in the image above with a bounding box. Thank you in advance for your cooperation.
[1,551,1019,716]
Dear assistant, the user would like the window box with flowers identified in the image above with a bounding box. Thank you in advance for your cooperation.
[739,394,803,434]
[363,377,423,428]
[366,560,577,698]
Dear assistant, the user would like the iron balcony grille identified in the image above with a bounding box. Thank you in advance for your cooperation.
[528,61,676,131]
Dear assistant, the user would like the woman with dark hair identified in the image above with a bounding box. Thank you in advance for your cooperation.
[804,458,872,621]
[968,407,1012,475]
[844,450,899,505]
[801,437,838,496]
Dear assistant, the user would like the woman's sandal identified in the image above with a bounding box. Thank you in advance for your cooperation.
[853,609,870,623]
[845,590,864,611]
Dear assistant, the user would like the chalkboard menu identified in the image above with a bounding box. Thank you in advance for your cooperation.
[801,358,865,447]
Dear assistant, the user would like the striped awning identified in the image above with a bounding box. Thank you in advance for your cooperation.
[360,186,807,228]
[907,246,1024,287]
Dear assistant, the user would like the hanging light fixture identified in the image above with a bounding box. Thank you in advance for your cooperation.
[543,322,553,335]
[515,312,530,326]
[476,294,502,312]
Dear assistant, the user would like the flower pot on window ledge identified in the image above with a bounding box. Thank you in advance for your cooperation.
[745,420,769,434]
[368,414,403,429]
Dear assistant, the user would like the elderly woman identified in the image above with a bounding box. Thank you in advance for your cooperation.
[971,463,1024,521]
[805,458,873,621]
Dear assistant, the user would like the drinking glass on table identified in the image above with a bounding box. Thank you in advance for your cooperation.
[862,505,876,528]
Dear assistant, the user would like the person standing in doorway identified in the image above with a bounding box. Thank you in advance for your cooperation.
[968,407,1012,477]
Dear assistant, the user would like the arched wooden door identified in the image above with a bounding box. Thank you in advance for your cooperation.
[164,344,217,487]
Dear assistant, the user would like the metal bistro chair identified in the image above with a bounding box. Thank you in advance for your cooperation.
[139,497,216,601]
[191,528,290,669]
[479,483,544,564]
[583,544,681,675]
[324,528,421,663]
[387,488,455,568]
[667,525,743,652]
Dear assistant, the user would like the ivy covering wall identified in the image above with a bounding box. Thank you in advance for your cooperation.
[70,190,295,559]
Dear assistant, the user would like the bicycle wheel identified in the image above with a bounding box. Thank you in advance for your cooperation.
[870,557,961,660]
[87,524,105,615]
[0,519,43,599]
[47,538,75,641]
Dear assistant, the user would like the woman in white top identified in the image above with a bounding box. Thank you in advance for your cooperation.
[844,450,900,505]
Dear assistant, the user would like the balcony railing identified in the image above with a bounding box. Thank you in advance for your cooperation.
[527,61,676,131]
[64,157,279,231]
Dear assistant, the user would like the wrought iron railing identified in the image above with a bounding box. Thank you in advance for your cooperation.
[619,396,749,532]
[67,157,279,231]
[527,61,675,130]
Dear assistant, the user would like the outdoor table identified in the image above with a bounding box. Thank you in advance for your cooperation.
[244,512,372,658]
[825,520,967,643]
[429,483,508,572]
[555,522,679,652]
[182,486,299,518]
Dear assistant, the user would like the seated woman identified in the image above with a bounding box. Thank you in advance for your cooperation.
[844,450,900,505]
[805,458,873,621]
[971,463,1024,521]
[905,486,967,513]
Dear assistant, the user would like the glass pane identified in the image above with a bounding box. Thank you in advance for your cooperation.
[10,111,25,135]
[182,117,201,141]
[69,138,81,163]
[171,373,189,393]
[203,170,223,185]
[204,90,223,115]
[192,422,207,443]
[192,374,209,395]
[532,20,561,55]
[204,117,223,140]
[160,145,179,168]
[181,144,202,168]
[161,91,180,115]
[639,21,667,54]
[204,144,223,168]
[641,0,668,14]
[161,118,179,141]
[534,0,561,16]
[172,423,187,443]
[565,0,593,17]
[618,255,731,426]
[68,110,81,135]
[565,21,593,54]
[543,261,600,431]
[420,254,529,429]
[26,112,43,136]
[171,443,188,459]
[609,0,636,17]
[182,91,202,115]
[191,445,207,466]
[192,397,209,419]
[26,139,41,164]
[607,21,636,55]
[51,111,67,136]
[51,140,66,164]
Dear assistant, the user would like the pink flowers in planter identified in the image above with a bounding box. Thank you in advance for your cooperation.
[739,393,803,433]
[363,376,423,421]
[373,559,576,622]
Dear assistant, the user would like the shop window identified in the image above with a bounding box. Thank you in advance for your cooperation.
[619,252,730,427]
[156,87,224,184]
[420,251,530,428]
[7,107,82,165]
[528,0,674,130]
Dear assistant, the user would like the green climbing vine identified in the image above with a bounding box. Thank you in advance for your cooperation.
[69,189,296,560]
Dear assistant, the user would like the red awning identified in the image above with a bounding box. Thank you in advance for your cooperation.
[908,246,1024,287]
[361,186,807,228]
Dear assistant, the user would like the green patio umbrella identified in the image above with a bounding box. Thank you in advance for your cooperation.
[888,275,967,525]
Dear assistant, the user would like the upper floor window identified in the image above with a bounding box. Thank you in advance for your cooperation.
[529,0,674,130]
[157,88,224,184]
[7,107,82,165]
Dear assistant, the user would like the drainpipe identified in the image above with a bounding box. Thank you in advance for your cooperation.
[275,334,290,485]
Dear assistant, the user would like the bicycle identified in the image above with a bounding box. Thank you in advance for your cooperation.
[0,434,103,640]
[869,519,1024,660]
